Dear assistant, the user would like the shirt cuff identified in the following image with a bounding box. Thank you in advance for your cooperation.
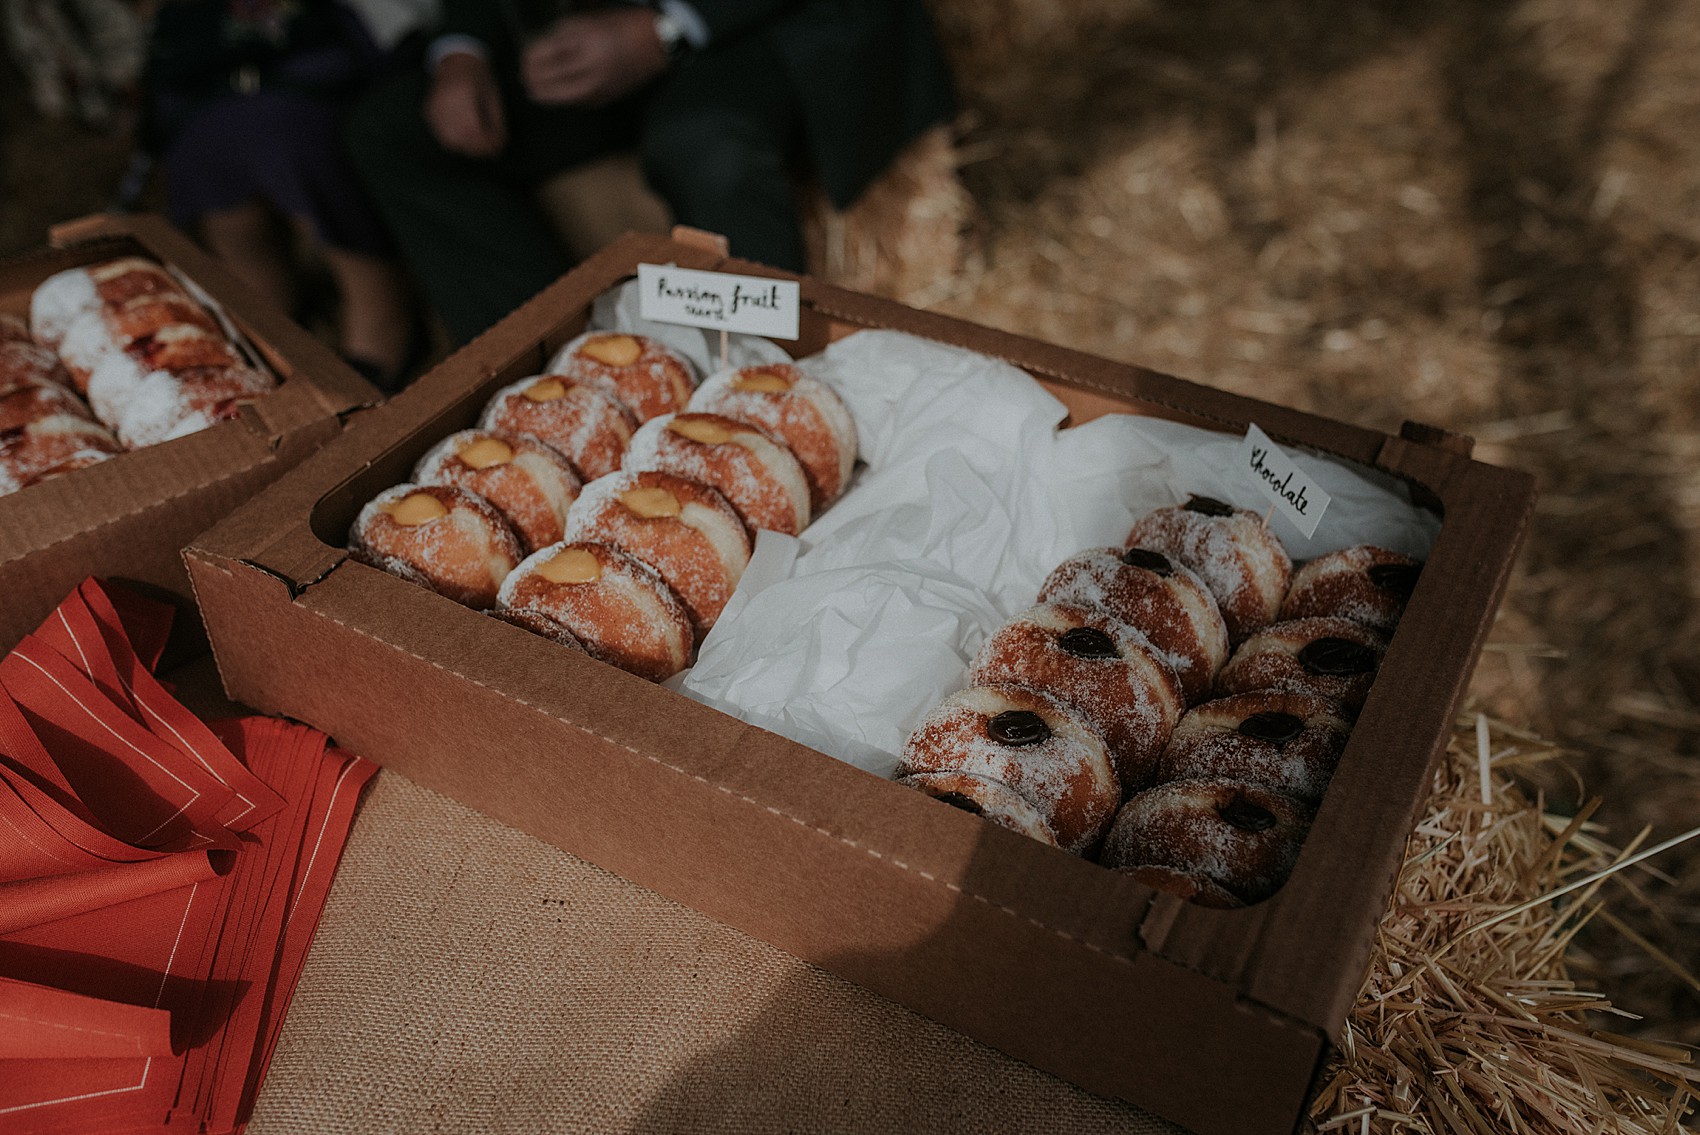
[426,34,489,72]
[655,0,710,50]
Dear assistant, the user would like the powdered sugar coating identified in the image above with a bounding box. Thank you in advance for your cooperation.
[1216,616,1386,716]
[970,602,1182,795]
[564,469,751,640]
[1101,778,1313,903]
[547,331,698,422]
[480,374,635,481]
[114,364,274,449]
[1280,545,1422,636]
[898,684,1119,855]
[0,414,121,493]
[895,770,1060,847]
[29,267,99,349]
[349,483,523,609]
[415,429,582,554]
[1158,691,1350,803]
[688,362,858,509]
[1125,500,1292,642]
[624,412,811,535]
[0,380,93,432]
[498,541,693,682]
[1038,546,1229,704]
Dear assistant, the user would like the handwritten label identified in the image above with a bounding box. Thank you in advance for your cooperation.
[1238,423,1330,539]
[637,264,800,341]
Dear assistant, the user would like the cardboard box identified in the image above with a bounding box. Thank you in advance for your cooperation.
[185,233,1534,1135]
[0,214,378,653]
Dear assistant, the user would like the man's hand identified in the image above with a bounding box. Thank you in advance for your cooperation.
[427,51,508,158]
[521,7,669,108]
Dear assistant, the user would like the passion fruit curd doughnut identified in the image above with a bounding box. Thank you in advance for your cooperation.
[0,415,121,493]
[563,469,751,641]
[624,412,810,536]
[546,331,697,423]
[480,374,635,481]
[897,684,1120,855]
[1157,691,1350,804]
[688,362,857,510]
[1281,545,1423,637]
[349,483,523,610]
[415,429,582,554]
[1124,495,1292,643]
[894,769,1060,848]
[497,542,693,682]
[1038,546,1229,705]
[1100,778,1313,904]
[1215,616,1386,717]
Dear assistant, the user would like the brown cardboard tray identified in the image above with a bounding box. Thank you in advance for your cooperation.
[0,213,378,653]
[185,232,1535,1135]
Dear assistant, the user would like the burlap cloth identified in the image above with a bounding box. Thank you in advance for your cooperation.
[246,771,1183,1134]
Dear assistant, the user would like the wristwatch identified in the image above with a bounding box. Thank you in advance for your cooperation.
[653,6,690,62]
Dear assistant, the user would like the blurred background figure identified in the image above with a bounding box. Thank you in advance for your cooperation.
[1,0,141,129]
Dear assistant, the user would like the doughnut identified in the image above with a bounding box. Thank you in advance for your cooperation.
[897,684,1119,855]
[546,331,697,422]
[1119,864,1245,909]
[0,380,91,433]
[0,415,121,494]
[624,412,810,535]
[563,469,751,641]
[1038,546,1229,704]
[497,542,693,682]
[688,362,857,509]
[30,258,184,349]
[0,313,32,344]
[1157,692,1350,804]
[969,603,1182,795]
[113,364,274,449]
[894,770,1060,848]
[349,483,523,609]
[1124,495,1292,643]
[488,607,587,652]
[480,374,635,481]
[1215,616,1387,717]
[1100,778,1313,904]
[415,429,582,554]
[1280,545,1423,637]
[63,316,243,395]
[0,341,69,397]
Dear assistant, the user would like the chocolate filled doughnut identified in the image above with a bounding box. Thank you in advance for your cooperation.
[895,770,1060,848]
[970,603,1183,795]
[0,380,92,433]
[1100,778,1313,904]
[415,429,582,554]
[624,412,810,535]
[1038,546,1229,704]
[547,331,697,423]
[498,541,693,681]
[0,415,121,494]
[897,684,1119,855]
[1157,692,1350,804]
[349,483,523,609]
[1124,496,1292,642]
[488,607,588,652]
[1280,545,1423,636]
[1215,616,1386,716]
[480,374,635,481]
[563,469,751,641]
[688,362,857,509]
[113,364,274,448]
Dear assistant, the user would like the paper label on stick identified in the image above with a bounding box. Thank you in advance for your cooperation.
[637,263,800,341]
[1238,423,1330,538]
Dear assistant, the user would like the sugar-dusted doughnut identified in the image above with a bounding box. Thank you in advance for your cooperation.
[0,313,33,344]
[113,364,274,448]
[480,374,635,481]
[1124,495,1292,642]
[1280,545,1423,637]
[969,602,1182,795]
[897,684,1119,855]
[624,412,810,535]
[1119,864,1245,909]
[563,469,751,641]
[688,362,857,509]
[1100,778,1313,904]
[349,483,523,609]
[488,606,587,652]
[0,414,121,494]
[63,316,244,395]
[1215,616,1386,717]
[30,258,185,349]
[0,340,69,398]
[497,542,693,681]
[895,769,1060,848]
[1038,546,1229,704]
[415,429,582,554]
[546,331,697,423]
[1157,691,1350,804]
[0,380,92,433]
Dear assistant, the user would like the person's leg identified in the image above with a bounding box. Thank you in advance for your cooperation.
[199,199,300,318]
[313,238,414,385]
[639,37,807,272]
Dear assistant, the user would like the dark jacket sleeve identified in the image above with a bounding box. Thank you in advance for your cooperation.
[679,0,803,46]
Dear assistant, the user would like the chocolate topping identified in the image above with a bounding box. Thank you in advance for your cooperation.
[1219,796,1278,833]
[933,791,985,816]
[1183,495,1236,517]
[1237,711,1305,745]
[1297,637,1378,676]
[987,710,1050,747]
[1367,562,1421,599]
[1120,547,1174,575]
[1058,626,1118,659]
